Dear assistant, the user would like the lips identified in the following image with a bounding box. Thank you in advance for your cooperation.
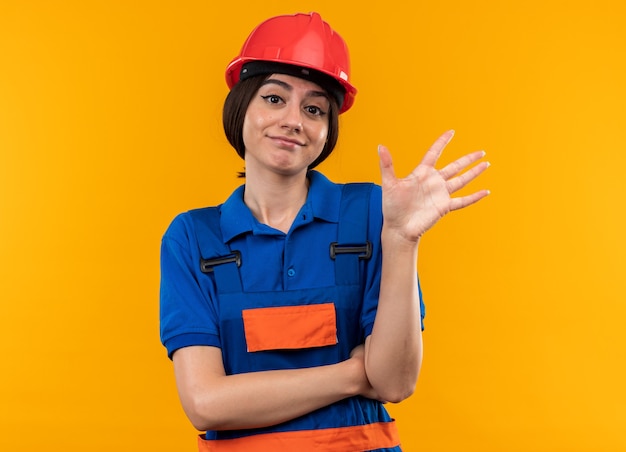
[269,135,305,147]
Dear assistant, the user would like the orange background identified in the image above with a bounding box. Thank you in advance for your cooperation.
[1,1,625,451]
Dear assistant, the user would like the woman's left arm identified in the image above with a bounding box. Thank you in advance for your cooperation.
[365,130,490,403]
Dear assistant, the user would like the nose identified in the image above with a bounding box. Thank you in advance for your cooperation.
[280,102,303,133]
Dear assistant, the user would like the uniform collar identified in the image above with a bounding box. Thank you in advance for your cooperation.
[219,170,341,243]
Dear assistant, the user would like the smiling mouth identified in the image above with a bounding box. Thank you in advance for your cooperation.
[270,136,305,147]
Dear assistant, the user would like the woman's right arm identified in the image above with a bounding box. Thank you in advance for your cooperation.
[173,344,376,432]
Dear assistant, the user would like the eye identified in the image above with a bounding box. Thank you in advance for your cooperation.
[304,105,327,117]
[261,94,283,105]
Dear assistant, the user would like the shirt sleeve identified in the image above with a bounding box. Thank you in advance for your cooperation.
[160,213,221,359]
[359,185,426,338]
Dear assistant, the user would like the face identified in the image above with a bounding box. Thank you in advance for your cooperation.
[242,73,330,178]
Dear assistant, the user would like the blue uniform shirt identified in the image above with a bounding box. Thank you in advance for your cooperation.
[160,171,425,449]
[160,171,424,357]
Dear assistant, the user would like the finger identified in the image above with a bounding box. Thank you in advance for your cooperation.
[419,129,455,168]
[378,145,397,186]
[439,150,487,180]
[449,189,490,211]
[446,160,491,194]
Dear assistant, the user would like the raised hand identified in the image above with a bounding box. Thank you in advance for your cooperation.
[378,130,490,243]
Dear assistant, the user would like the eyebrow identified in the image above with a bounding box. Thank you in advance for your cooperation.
[261,78,328,99]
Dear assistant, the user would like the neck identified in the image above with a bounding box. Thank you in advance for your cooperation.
[243,170,310,234]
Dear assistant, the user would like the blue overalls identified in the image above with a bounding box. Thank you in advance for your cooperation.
[188,182,402,451]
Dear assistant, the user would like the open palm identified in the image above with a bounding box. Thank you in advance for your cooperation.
[378,130,490,242]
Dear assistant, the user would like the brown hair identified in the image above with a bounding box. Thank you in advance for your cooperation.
[222,74,340,177]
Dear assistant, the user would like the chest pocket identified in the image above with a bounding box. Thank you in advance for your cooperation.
[242,303,337,352]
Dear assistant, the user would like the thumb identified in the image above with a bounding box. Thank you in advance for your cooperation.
[378,145,396,186]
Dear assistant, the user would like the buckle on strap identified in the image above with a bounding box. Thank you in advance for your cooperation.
[200,251,242,273]
[329,241,372,260]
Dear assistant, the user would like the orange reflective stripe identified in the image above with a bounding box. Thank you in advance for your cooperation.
[242,303,337,352]
[197,421,400,452]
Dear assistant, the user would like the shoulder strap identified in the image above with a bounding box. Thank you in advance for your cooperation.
[332,183,374,285]
[188,207,243,293]
[188,207,228,260]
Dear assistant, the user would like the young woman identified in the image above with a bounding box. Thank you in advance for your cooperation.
[160,12,489,451]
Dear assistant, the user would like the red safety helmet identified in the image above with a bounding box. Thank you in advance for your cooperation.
[225,12,357,113]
